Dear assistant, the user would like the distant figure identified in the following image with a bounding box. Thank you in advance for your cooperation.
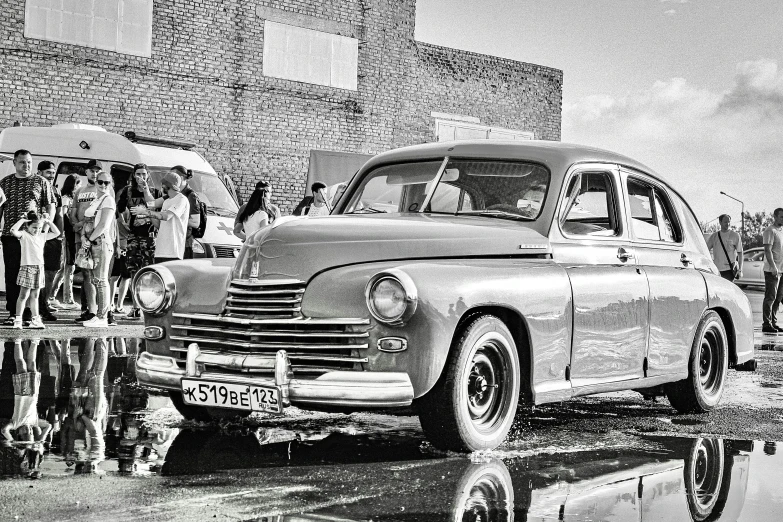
[293,181,331,217]
[706,214,743,281]
[130,171,189,263]
[761,208,783,333]
[234,180,274,241]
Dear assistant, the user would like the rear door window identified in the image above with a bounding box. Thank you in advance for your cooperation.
[627,177,682,243]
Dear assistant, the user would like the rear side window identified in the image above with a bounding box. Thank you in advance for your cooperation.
[627,177,682,243]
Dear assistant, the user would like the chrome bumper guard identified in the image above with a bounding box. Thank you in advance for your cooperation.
[136,343,415,409]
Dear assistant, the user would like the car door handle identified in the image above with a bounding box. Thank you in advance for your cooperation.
[681,253,692,265]
[617,248,634,261]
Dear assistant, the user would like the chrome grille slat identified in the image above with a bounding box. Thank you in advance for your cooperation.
[171,324,369,338]
[225,305,302,313]
[226,297,302,305]
[230,278,304,287]
[173,312,369,326]
[228,288,305,296]
[170,335,368,351]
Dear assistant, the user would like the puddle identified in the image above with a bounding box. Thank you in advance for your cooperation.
[1,336,783,521]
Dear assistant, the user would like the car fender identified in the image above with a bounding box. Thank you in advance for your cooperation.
[702,271,754,364]
[301,258,573,399]
[141,258,234,356]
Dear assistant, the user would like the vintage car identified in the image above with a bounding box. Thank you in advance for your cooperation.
[735,246,764,289]
[133,140,755,452]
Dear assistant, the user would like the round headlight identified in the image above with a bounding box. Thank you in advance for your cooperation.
[134,267,176,315]
[136,271,165,311]
[366,270,418,325]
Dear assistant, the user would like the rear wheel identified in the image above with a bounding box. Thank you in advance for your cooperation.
[418,315,521,452]
[666,311,728,413]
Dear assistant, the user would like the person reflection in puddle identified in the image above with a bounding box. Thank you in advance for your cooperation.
[61,337,108,474]
[0,339,50,478]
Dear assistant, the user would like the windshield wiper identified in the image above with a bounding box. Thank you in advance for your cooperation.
[208,207,237,217]
[346,207,386,214]
[456,210,534,221]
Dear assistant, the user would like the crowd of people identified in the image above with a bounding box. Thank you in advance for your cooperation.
[0,149,345,330]
[0,150,218,329]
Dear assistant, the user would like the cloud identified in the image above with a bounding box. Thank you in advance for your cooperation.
[563,59,783,221]
[660,0,688,3]
[664,9,677,15]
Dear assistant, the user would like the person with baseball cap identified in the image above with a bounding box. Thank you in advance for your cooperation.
[130,170,190,262]
[69,159,101,324]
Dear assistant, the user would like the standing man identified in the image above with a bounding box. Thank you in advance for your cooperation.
[37,161,64,322]
[69,159,100,323]
[706,214,743,282]
[0,150,56,325]
[130,171,189,263]
[762,208,783,334]
[293,181,330,216]
[178,167,203,259]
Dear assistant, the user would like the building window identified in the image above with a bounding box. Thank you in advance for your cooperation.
[24,0,153,57]
[435,119,534,142]
[262,20,358,91]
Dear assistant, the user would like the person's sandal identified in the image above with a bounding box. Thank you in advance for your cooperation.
[3,315,16,326]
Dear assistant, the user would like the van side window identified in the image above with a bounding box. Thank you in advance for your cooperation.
[561,172,620,236]
[627,177,682,243]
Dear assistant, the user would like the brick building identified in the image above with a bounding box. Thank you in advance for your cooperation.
[0,0,562,210]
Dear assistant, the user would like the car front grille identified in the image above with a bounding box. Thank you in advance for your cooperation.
[224,279,304,317]
[169,312,370,374]
[213,245,239,258]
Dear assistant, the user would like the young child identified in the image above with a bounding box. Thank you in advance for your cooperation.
[10,211,60,329]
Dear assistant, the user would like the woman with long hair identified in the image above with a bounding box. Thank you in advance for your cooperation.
[50,174,81,309]
[233,180,276,241]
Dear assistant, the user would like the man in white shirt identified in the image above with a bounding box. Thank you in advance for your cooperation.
[706,214,743,281]
[762,208,783,333]
[130,171,189,262]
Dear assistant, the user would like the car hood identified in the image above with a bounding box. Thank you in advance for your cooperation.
[233,214,551,281]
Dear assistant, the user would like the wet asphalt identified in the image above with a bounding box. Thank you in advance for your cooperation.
[1,288,782,521]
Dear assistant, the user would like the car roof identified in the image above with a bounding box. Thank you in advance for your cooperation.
[360,139,665,183]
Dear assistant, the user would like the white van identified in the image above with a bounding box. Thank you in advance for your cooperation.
[0,124,244,290]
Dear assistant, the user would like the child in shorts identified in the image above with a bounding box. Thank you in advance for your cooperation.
[10,211,61,329]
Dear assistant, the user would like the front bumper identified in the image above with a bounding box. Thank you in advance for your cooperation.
[136,343,415,409]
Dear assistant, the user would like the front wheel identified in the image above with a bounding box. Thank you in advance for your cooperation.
[418,315,521,452]
[666,311,728,413]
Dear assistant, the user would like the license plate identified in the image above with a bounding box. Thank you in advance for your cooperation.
[180,379,282,414]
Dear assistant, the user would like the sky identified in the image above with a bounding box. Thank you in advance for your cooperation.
[414,0,783,225]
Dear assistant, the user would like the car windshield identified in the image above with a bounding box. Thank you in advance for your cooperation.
[148,167,238,217]
[342,159,550,220]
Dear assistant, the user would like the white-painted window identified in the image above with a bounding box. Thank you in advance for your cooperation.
[262,20,358,91]
[435,119,534,142]
[24,0,153,57]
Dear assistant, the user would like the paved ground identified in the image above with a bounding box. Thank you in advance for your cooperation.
[0,293,144,340]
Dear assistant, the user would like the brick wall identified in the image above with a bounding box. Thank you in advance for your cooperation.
[0,0,562,212]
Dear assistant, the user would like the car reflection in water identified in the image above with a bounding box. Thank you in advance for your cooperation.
[161,429,751,522]
[0,336,762,521]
